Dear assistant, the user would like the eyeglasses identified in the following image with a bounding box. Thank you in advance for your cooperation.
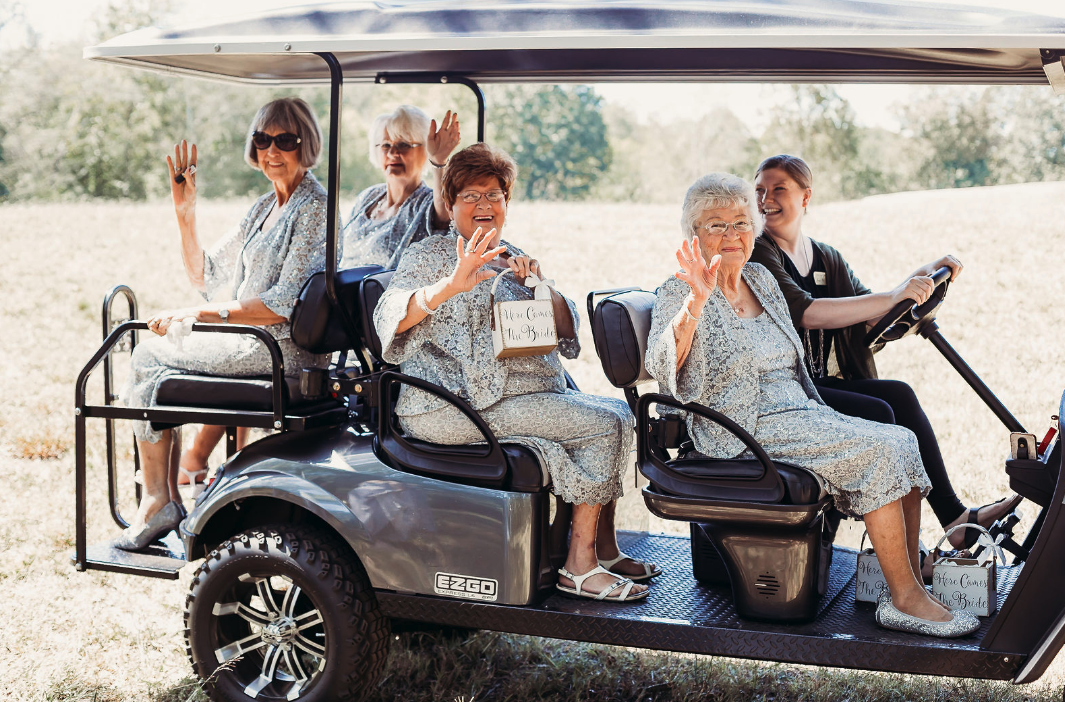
[252,131,301,152]
[457,189,506,204]
[376,141,422,155]
[701,219,754,235]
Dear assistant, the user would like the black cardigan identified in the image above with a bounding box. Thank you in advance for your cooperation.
[749,233,879,381]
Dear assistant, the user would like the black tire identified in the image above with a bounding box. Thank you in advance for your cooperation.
[184,524,389,702]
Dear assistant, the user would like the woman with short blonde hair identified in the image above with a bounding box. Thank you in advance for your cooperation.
[340,104,461,269]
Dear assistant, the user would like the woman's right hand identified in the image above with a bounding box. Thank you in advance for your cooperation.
[427,110,461,166]
[446,227,507,294]
[890,274,935,307]
[166,140,197,223]
[675,236,721,307]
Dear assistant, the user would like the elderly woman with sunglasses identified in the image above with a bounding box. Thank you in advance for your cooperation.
[113,97,330,551]
[645,173,978,637]
[374,143,656,602]
[339,105,461,269]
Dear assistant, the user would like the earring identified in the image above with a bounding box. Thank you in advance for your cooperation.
[448,220,459,236]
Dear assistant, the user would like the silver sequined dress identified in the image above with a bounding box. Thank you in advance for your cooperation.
[339,182,444,269]
[374,233,633,506]
[646,264,928,517]
[126,172,330,443]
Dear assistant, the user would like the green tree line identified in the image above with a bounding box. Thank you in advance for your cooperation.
[1,3,1063,204]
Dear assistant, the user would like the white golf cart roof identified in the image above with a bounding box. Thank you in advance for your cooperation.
[86,0,1065,88]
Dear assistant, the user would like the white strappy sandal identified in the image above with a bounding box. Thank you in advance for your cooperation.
[598,551,663,582]
[556,566,648,602]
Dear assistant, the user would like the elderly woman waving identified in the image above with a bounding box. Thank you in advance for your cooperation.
[340,105,460,269]
[115,98,329,551]
[374,143,655,602]
[646,173,978,637]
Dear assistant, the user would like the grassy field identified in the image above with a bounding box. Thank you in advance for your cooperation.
[1,181,1064,700]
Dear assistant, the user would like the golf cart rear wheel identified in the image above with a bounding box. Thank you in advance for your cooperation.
[184,524,389,702]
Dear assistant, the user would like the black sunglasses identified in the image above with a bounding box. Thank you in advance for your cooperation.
[252,131,301,152]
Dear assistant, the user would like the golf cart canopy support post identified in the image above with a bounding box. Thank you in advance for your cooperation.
[375,73,487,143]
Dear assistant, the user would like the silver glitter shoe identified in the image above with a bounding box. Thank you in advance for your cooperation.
[875,599,980,638]
[112,500,184,552]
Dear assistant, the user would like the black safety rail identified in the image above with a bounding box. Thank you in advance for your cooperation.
[73,319,341,579]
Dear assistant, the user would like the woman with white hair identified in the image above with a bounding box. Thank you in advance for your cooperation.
[645,173,979,637]
[340,105,461,269]
[115,97,330,550]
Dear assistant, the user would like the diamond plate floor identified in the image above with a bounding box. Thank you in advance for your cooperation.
[378,531,1025,679]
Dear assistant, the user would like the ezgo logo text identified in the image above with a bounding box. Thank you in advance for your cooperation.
[434,572,499,602]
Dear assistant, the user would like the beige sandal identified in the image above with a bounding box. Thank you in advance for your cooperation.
[598,551,663,582]
[556,566,648,602]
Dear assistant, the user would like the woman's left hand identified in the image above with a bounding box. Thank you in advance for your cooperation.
[917,254,963,281]
[146,308,200,336]
[427,110,461,167]
[505,255,542,283]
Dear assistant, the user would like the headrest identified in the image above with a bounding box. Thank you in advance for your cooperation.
[359,269,396,362]
[290,265,384,354]
[590,289,656,389]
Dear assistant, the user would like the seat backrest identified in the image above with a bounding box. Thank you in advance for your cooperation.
[590,289,656,389]
[359,269,396,363]
[290,265,384,354]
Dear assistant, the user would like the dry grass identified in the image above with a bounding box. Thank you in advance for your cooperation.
[0,182,1063,700]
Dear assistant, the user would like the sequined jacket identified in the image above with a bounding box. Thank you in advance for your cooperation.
[201,171,327,341]
[646,262,825,458]
[339,182,444,269]
[374,233,581,417]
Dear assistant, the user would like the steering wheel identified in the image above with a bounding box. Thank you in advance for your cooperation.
[863,266,952,347]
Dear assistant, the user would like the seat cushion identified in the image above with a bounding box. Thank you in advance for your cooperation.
[591,290,656,388]
[290,265,384,354]
[654,457,826,505]
[394,437,549,492]
[360,269,395,363]
[156,374,313,412]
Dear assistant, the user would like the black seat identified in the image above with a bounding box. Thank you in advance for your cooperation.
[589,288,834,623]
[157,374,320,412]
[360,270,550,494]
[154,266,391,427]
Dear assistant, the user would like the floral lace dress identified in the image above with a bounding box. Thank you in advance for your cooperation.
[126,172,330,443]
[373,233,634,506]
[646,264,928,517]
[339,183,444,269]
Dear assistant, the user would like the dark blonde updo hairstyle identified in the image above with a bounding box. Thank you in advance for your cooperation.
[755,154,813,189]
[244,97,323,170]
[440,142,518,207]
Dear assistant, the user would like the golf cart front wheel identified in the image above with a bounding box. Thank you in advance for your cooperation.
[184,524,389,702]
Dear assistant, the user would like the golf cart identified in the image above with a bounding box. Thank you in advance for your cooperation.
[74,2,1065,700]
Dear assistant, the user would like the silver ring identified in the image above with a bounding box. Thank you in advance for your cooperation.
[684,257,695,263]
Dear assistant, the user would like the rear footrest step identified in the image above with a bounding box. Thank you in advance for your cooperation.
[74,531,186,579]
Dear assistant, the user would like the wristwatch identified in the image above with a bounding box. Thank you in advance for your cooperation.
[218,308,230,324]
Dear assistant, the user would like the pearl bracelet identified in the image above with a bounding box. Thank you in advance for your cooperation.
[415,287,436,314]
[683,304,700,322]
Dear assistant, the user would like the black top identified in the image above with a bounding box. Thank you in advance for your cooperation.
[777,245,832,378]
[749,234,878,381]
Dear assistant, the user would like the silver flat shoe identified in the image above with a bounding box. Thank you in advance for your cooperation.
[875,599,980,638]
[112,500,183,552]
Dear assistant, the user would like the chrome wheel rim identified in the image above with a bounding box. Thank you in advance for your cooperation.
[211,573,326,700]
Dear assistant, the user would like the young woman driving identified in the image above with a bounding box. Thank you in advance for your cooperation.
[748,154,1020,551]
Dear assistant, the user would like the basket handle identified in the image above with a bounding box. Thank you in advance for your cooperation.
[933,523,1005,565]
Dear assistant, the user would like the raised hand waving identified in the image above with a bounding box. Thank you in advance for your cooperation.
[675,236,721,306]
[447,227,507,294]
[427,110,461,167]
